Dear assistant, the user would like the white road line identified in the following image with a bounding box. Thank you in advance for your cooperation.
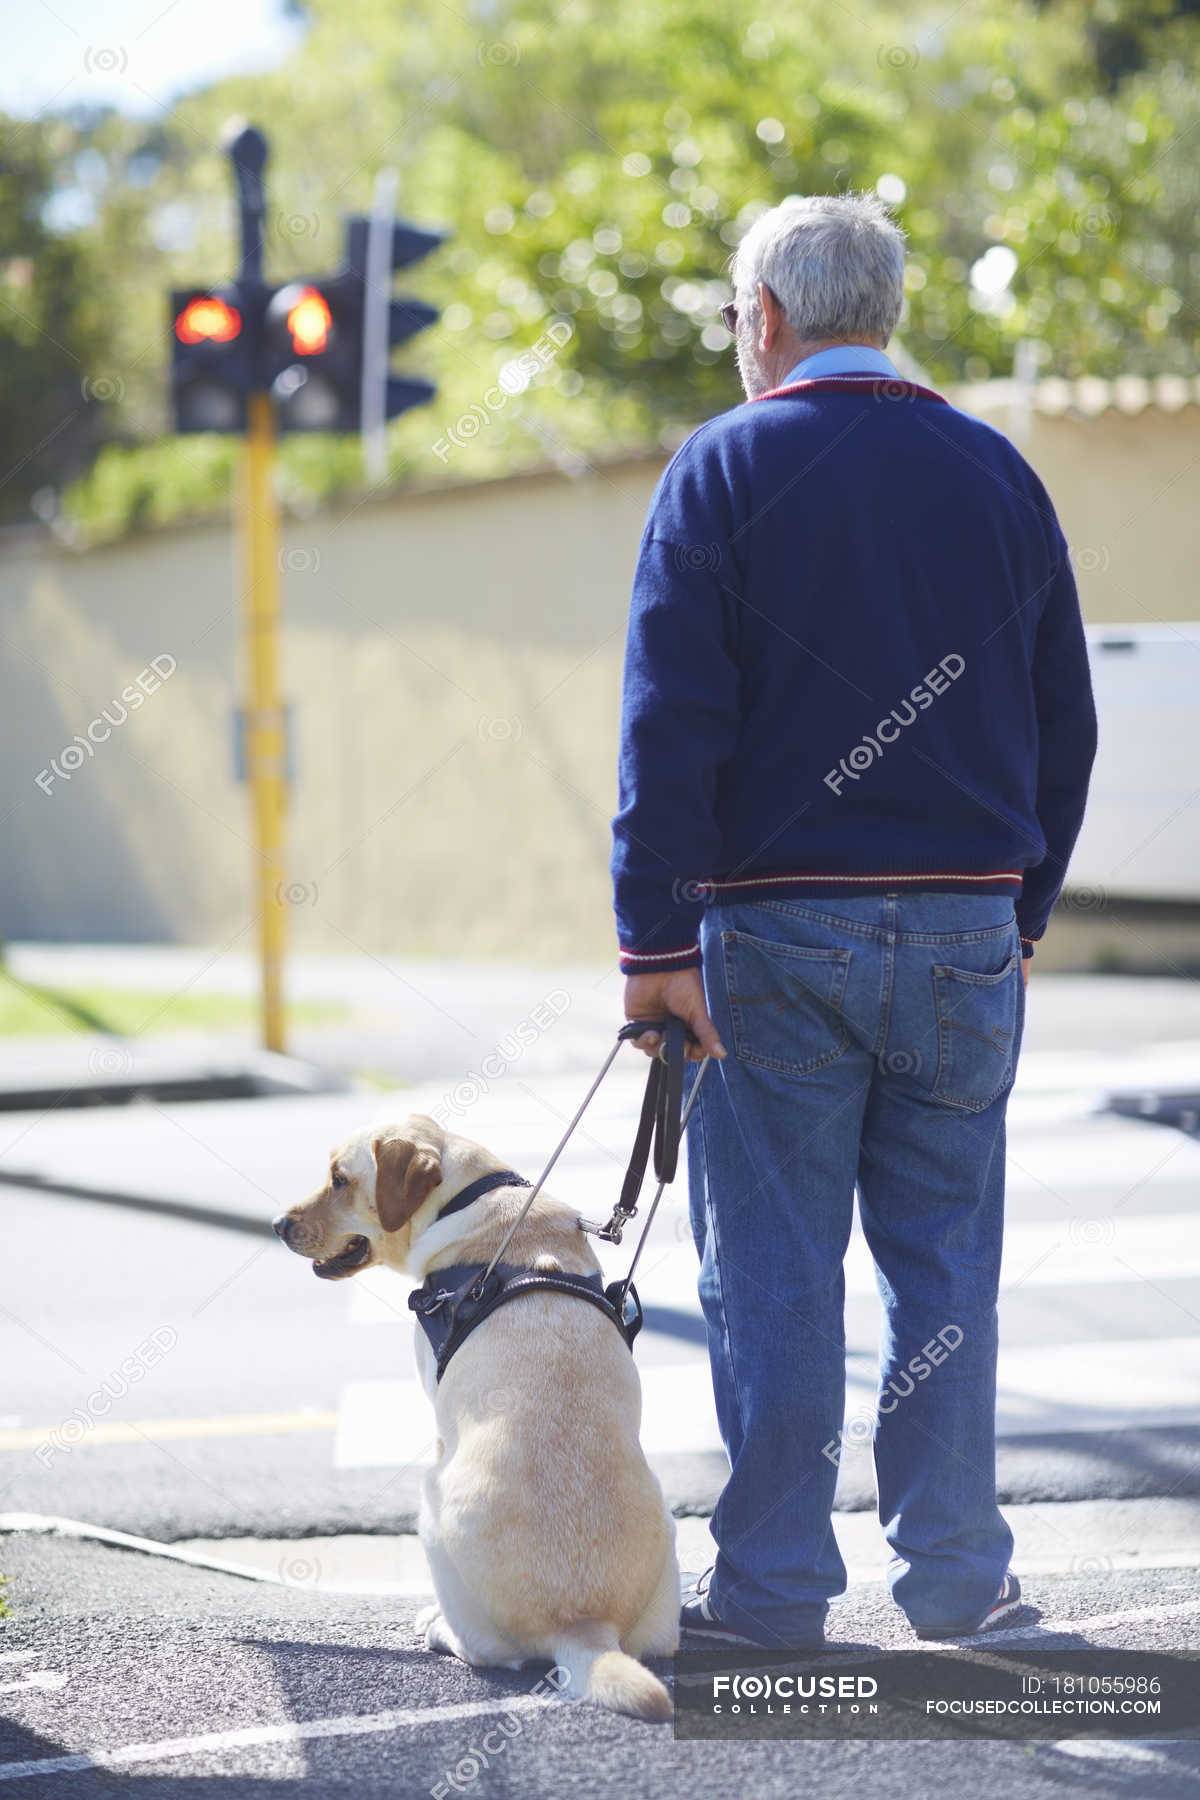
[0,1672,67,1695]
[917,1595,1200,1647]
[0,1693,554,1784]
[1053,1741,1182,1768]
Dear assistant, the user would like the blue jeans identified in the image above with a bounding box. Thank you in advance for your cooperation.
[686,891,1024,1642]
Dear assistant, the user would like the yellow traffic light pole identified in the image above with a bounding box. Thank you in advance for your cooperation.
[240,389,287,1053]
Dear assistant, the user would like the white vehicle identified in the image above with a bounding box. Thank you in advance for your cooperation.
[1066,625,1200,900]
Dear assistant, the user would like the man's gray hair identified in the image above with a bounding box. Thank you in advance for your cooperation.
[731,192,907,345]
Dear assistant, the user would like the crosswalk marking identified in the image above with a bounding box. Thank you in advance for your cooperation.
[335,1098,1200,1471]
[332,1333,1200,1469]
[349,1204,1200,1328]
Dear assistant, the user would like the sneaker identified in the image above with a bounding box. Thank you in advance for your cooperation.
[913,1572,1023,1641]
[679,1567,825,1651]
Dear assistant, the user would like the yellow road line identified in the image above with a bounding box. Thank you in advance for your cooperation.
[0,1410,338,1451]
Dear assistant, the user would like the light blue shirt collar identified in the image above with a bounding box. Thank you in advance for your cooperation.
[780,344,900,385]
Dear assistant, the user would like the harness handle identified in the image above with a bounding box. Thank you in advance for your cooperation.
[467,1012,708,1317]
[616,1013,688,1192]
[607,1046,711,1318]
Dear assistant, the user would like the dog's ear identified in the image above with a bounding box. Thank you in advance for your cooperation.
[372,1133,443,1233]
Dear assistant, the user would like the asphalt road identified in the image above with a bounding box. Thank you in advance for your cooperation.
[5,1126,1200,1539]
[4,968,1200,1796]
[1,1537,1198,1798]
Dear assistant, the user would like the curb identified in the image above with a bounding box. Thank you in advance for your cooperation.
[0,1514,287,1587]
[0,1051,349,1116]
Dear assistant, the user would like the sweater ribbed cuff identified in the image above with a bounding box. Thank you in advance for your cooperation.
[618,940,702,976]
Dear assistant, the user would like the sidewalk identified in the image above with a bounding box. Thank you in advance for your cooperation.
[9,942,1200,1089]
[10,1495,1197,1598]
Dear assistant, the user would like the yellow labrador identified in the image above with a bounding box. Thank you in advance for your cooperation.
[273,1110,678,1720]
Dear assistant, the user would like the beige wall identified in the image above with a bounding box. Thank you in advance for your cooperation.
[958,388,1200,626]
[0,459,658,959]
[1,395,1197,960]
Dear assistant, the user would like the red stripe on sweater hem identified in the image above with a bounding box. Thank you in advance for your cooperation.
[703,869,1022,890]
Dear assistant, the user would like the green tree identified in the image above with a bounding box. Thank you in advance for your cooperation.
[9,0,1198,542]
[0,115,117,521]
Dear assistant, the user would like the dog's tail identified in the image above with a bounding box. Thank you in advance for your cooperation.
[553,1625,672,1722]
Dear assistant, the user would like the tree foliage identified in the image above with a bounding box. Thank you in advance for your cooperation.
[0,118,117,519]
[3,0,1197,539]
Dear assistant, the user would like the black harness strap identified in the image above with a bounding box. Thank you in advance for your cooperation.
[406,1012,696,1380]
[408,1259,642,1382]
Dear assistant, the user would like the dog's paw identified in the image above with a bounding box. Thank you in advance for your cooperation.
[421,1609,461,1658]
[413,1602,440,1637]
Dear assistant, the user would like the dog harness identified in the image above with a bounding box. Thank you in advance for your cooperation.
[406,1168,643,1382]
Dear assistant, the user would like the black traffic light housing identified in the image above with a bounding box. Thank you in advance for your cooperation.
[261,216,444,435]
[262,276,358,432]
[169,286,255,434]
[166,124,446,438]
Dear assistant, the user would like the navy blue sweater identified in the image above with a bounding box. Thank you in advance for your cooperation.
[611,374,1098,974]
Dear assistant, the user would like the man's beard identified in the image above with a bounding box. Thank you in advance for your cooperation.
[735,338,775,399]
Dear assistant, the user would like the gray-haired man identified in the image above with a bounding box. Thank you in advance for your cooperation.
[612,192,1095,1646]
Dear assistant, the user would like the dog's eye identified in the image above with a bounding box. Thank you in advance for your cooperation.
[331,1170,347,1189]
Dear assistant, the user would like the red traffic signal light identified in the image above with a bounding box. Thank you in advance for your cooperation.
[262,280,350,431]
[174,295,242,345]
[284,286,333,355]
[169,286,250,433]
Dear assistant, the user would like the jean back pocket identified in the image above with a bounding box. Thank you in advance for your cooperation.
[722,929,851,1079]
[931,952,1019,1112]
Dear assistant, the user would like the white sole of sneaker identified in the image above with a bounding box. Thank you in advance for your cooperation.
[915,1592,1024,1641]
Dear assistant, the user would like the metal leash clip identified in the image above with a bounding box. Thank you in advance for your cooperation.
[579,1015,709,1274]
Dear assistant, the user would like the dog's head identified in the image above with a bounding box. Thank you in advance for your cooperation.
[272,1112,446,1280]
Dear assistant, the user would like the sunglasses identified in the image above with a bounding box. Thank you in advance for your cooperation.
[720,284,777,335]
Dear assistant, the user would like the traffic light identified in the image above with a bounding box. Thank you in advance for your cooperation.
[169,287,252,433]
[259,215,443,434]
[347,214,442,433]
[166,133,445,438]
[261,275,360,433]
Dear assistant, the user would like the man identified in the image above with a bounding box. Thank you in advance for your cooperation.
[610,192,1097,1648]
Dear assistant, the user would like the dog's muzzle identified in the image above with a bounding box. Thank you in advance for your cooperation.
[311,1235,371,1280]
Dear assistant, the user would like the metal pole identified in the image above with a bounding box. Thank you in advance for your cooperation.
[361,167,398,485]
[226,123,287,1054]
[240,390,287,1053]
[226,123,267,285]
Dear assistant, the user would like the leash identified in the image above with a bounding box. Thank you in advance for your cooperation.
[593,1019,712,1322]
[466,1014,711,1315]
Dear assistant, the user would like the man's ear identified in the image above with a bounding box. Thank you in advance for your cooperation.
[758,281,785,351]
[373,1134,443,1233]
